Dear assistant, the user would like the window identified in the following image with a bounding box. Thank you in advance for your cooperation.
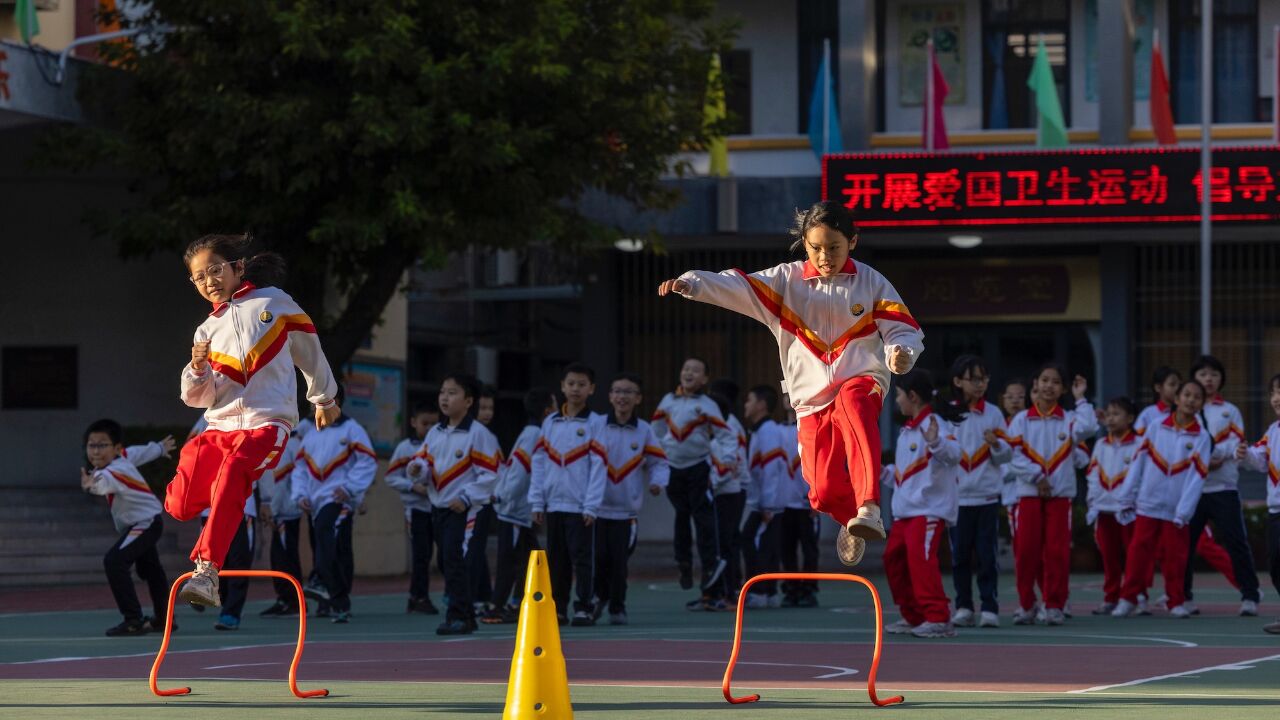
[982,0,1070,129]
[722,49,752,135]
[2,346,78,409]
[797,0,838,133]
[1170,0,1259,123]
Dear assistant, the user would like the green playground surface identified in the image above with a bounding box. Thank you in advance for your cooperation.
[2,573,1277,719]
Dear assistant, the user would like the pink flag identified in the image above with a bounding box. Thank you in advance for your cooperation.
[923,39,950,151]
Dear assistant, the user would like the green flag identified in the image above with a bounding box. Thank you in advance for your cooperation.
[1026,36,1068,148]
[16,0,40,44]
[704,53,728,177]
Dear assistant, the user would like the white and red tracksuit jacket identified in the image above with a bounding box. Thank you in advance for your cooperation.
[674,258,924,417]
[715,414,749,495]
[1007,400,1099,499]
[746,418,789,514]
[529,406,608,518]
[83,443,167,532]
[407,417,501,511]
[180,282,338,432]
[1201,395,1245,493]
[385,435,432,514]
[1122,415,1210,524]
[780,423,809,510]
[494,425,542,528]
[1240,420,1280,513]
[953,400,1012,506]
[261,432,303,521]
[651,388,738,475]
[1135,401,1171,436]
[596,413,669,521]
[880,408,961,524]
[1084,430,1141,523]
[290,416,378,513]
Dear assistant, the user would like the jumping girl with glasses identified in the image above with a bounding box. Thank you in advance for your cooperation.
[167,234,340,608]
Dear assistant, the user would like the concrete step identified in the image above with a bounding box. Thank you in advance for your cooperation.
[0,532,182,557]
[0,571,108,587]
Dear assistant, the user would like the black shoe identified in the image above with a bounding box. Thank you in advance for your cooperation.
[678,563,693,590]
[702,558,727,590]
[436,619,474,636]
[189,602,206,613]
[315,602,332,618]
[260,601,291,618]
[145,616,177,633]
[408,597,441,615]
[331,611,352,624]
[685,596,709,611]
[480,605,519,624]
[557,614,569,626]
[781,595,799,608]
[105,618,149,637]
[303,580,331,602]
[796,594,819,608]
[570,610,595,627]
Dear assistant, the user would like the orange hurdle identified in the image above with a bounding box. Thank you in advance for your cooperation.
[149,569,329,699]
[721,572,904,708]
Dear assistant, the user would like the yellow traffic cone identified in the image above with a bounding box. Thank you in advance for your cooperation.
[502,550,573,719]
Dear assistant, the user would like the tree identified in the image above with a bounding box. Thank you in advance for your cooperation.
[49,0,734,369]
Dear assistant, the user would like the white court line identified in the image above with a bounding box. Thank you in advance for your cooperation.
[1069,652,1280,694]
[6,643,295,665]
[203,656,858,680]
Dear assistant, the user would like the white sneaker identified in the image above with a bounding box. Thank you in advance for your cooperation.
[1153,593,1169,611]
[1184,601,1200,616]
[1240,600,1259,617]
[911,621,957,638]
[1063,602,1073,619]
[1034,603,1047,624]
[1091,602,1117,615]
[1045,608,1066,626]
[178,560,221,608]
[978,611,1000,627]
[836,526,866,566]
[847,505,887,540]
[767,593,782,609]
[1136,596,1152,615]
[885,619,916,634]
[952,608,976,627]
[744,593,769,609]
[1111,599,1136,618]
[1012,607,1037,625]
[1170,605,1192,619]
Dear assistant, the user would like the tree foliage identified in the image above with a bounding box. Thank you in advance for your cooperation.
[49,0,734,367]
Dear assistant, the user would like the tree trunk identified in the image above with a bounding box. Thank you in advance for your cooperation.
[316,235,418,373]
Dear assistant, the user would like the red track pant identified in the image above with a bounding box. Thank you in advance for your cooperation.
[1122,515,1189,608]
[1013,497,1071,611]
[797,376,883,527]
[1094,513,1135,604]
[883,515,950,624]
[165,425,288,567]
[1149,525,1237,591]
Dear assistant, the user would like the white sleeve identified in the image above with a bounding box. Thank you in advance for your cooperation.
[343,426,378,498]
[677,264,788,335]
[871,270,924,372]
[278,294,338,410]
[124,442,165,467]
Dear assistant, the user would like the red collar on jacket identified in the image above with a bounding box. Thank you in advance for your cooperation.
[904,405,933,429]
[1161,413,1203,434]
[801,258,856,280]
[209,281,257,317]
[1209,395,1225,405]
[1105,430,1139,446]
[1155,400,1169,413]
[1027,403,1065,420]
[970,398,987,413]
[674,386,704,398]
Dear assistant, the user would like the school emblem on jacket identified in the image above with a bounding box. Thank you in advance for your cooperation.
[1185,443,1193,451]
[576,428,585,437]
[455,449,464,459]
[850,303,865,317]
[631,442,639,451]
[1222,411,1230,418]
[340,438,349,446]
[259,310,273,323]
[1058,432,1067,440]
[909,443,917,451]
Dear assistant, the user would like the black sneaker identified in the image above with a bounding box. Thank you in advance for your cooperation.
[144,616,177,633]
[303,580,331,602]
[796,594,819,608]
[316,602,332,618]
[480,605,519,625]
[436,619,474,636]
[409,597,441,615]
[702,558,727,590]
[260,600,291,618]
[189,602,206,613]
[557,614,569,626]
[678,563,693,590]
[570,610,595,627]
[685,596,709,611]
[781,595,799,608]
[331,611,352,624]
[105,618,149,637]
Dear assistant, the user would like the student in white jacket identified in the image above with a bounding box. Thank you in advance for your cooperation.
[740,385,789,609]
[1113,380,1211,618]
[291,389,376,624]
[258,429,306,618]
[81,419,176,636]
[384,402,441,616]
[1084,397,1141,615]
[879,370,962,639]
[1236,373,1280,634]
[1006,364,1097,626]
[708,378,750,607]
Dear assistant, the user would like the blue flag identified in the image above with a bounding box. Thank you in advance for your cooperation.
[807,40,843,160]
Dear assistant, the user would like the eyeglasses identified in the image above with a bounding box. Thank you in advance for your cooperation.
[189,260,238,285]
[86,443,114,451]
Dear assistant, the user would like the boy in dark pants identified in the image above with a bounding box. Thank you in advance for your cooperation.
[778,410,820,606]
[652,358,738,610]
[468,384,500,613]
[385,402,441,615]
[81,419,176,636]
[407,374,502,635]
[740,386,787,608]
[595,374,670,624]
[259,429,305,617]
[1237,373,1280,633]
[530,362,608,626]
[709,379,749,606]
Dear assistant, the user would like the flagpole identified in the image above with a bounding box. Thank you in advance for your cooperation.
[926,38,935,152]
[1036,34,1044,147]
[1273,25,1279,145]
[822,38,831,155]
[1199,0,1212,354]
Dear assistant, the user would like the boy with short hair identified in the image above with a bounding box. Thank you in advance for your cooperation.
[408,374,502,635]
[468,384,500,614]
[80,420,176,636]
[651,357,738,608]
[530,362,608,626]
[1237,373,1280,633]
[385,402,441,615]
[483,387,557,624]
[741,385,788,609]
[291,388,378,624]
[595,373,670,624]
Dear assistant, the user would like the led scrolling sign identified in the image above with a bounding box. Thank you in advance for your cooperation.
[821,147,1280,228]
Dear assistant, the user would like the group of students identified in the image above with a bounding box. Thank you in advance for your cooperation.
[874,354,1280,638]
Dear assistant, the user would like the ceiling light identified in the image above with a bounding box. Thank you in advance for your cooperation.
[614,238,645,252]
[947,234,983,249]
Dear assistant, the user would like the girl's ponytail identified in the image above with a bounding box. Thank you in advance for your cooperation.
[183,233,288,289]
[242,252,287,288]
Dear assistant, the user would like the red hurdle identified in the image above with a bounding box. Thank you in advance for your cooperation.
[149,569,329,699]
[721,572,904,708]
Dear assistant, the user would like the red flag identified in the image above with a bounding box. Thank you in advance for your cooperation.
[1150,38,1177,145]
[923,40,950,150]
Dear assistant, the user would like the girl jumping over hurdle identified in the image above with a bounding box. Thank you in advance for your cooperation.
[658,201,923,566]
